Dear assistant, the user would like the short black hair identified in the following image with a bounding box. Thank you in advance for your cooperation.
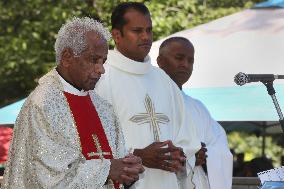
[111,2,150,32]
[159,37,193,53]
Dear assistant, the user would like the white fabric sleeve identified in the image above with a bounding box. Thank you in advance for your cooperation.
[206,121,233,189]
[195,100,233,189]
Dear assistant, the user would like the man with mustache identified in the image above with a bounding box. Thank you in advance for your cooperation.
[157,36,233,189]
[2,17,144,189]
[94,2,200,189]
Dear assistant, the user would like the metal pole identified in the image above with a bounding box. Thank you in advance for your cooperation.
[263,82,284,133]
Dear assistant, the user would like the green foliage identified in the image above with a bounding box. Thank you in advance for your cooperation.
[205,0,263,8]
[146,0,245,41]
[0,0,261,107]
[228,132,284,167]
[0,0,99,106]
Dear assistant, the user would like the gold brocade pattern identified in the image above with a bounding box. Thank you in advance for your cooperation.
[129,94,170,141]
[87,134,111,160]
[2,69,126,189]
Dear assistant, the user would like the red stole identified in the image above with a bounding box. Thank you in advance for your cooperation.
[64,92,120,189]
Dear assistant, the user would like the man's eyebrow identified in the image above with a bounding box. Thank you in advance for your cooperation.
[175,53,186,56]
[130,26,143,29]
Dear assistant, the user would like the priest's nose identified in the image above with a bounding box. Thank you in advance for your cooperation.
[141,30,151,41]
[95,63,105,75]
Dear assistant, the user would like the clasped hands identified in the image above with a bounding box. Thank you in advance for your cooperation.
[133,140,186,173]
[109,154,144,185]
[109,140,186,185]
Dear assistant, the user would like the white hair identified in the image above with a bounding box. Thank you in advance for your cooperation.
[54,17,111,64]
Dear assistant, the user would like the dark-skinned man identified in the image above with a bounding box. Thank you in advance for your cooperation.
[94,2,200,189]
[157,37,233,189]
[3,17,144,189]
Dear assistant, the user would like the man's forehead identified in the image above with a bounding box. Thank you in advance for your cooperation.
[83,34,108,55]
[124,9,151,24]
[165,41,193,52]
[86,32,106,45]
[171,40,193,48]
[86,31,104,40]
[161,42,193,57]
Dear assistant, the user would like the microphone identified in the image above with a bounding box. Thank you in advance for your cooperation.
[234,72,284,86]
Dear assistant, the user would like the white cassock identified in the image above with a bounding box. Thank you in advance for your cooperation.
[3,69,126,189]
[94,49,200,189]
[182,92,233,189]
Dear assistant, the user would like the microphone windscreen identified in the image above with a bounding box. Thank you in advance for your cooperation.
[234,72,248,86]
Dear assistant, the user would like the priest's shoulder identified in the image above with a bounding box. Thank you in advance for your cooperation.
[151,65,173,81]
[24,79,63,111]
[183,93,198,103]
[184,94,207,109]
[90,90,114,111]
[184,93,213,118]
[191,97,210,114]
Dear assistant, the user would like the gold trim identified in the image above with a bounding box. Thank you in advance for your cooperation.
[87,134,111,160]
[129,94,170,141]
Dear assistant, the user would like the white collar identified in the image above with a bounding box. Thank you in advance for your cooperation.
[107,48,152,75]
[57,71,88,96]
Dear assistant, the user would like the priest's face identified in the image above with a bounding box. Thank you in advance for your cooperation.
[69,32,108,91]
[112,9,153,62]
[158,41,194,88]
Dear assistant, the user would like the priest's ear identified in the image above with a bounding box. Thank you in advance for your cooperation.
[112,28,122,44]
[156,55,164,69]
[60,48,75,67]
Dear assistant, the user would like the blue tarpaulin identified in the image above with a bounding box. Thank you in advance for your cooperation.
[254,0,284,8]
[0,99,25,124]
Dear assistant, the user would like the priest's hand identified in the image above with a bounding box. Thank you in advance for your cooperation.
[168,141,186,173]
[133,140,186,173]
[195,142,207,166]
[109,155,144,185]
[122,154,144,186]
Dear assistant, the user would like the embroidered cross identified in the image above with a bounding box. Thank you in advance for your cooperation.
[129,94,170,141]
[87,134,110,160]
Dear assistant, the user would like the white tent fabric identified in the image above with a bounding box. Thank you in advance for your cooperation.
[149,8,284,125]
[149,8,284,88]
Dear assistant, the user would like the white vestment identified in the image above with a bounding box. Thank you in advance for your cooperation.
[3,69,126,189]
[94,49,200,189]
[182,92,233,189]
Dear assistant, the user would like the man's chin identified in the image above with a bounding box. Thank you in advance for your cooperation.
[137,50,150,60]
[175,75,190,84]
[177,72,190,78]
[84,83,97,91]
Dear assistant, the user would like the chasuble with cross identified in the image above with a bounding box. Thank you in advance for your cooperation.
[3,69,126,189]
[94,49,201,189]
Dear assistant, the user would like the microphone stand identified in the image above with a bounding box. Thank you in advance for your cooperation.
[262,81,284,133]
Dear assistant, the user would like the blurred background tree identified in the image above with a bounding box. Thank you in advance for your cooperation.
[0,0,262,107]
[0,0,97,107]
[228,132,284,167]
